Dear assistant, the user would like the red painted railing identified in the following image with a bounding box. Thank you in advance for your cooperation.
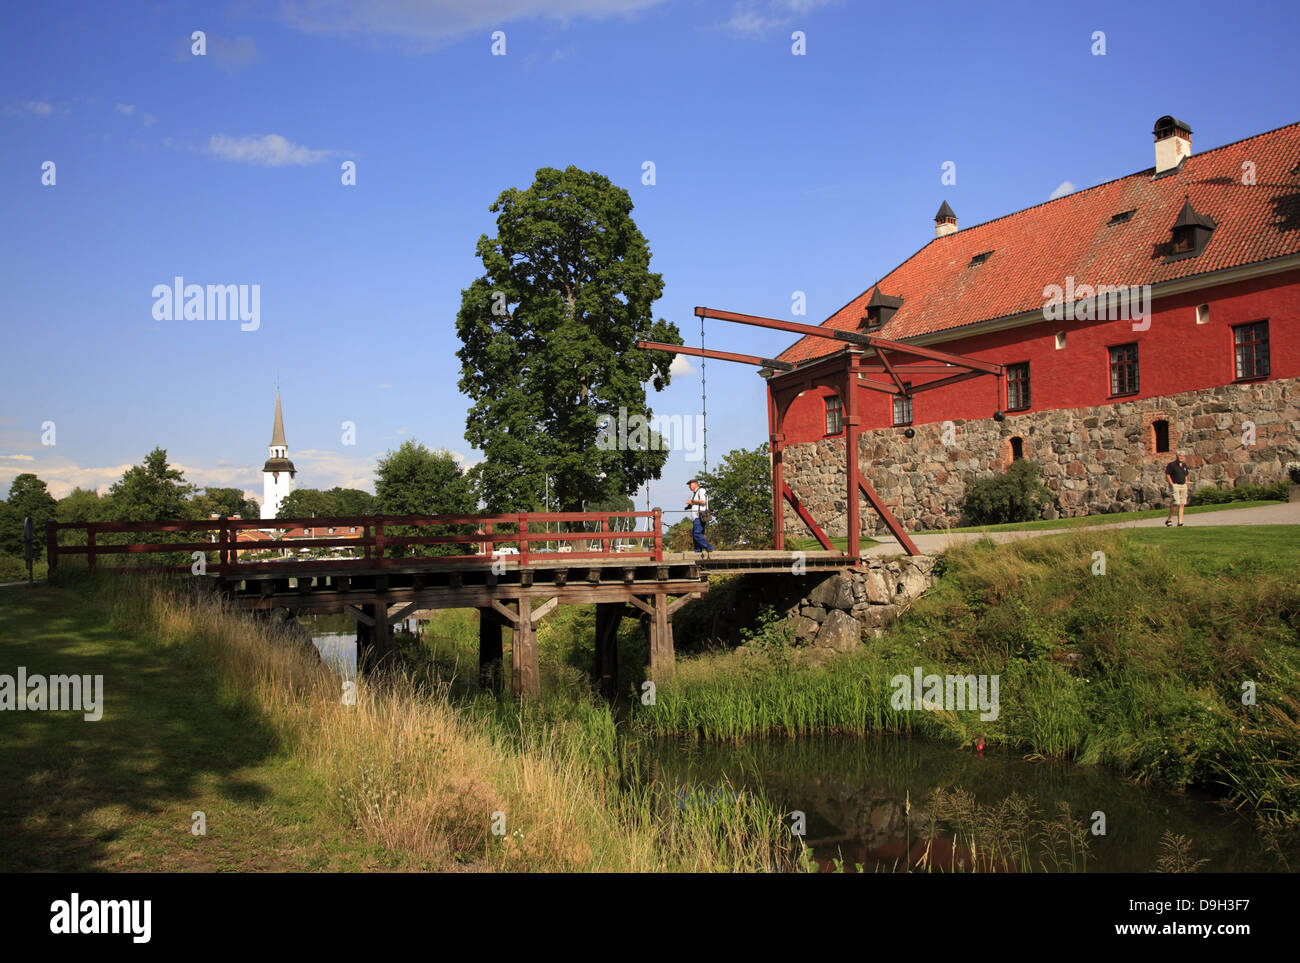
[46,510,663,576]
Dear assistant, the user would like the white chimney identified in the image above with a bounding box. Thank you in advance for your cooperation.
[1153,116,1192,174]
[934,201,958,238]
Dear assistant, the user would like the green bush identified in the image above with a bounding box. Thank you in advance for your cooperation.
[1190,480,1288,505]
[960,459,1053,526]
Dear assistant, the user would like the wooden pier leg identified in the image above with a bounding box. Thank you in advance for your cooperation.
[649,591,676,680]
[511,598,539,699]
[478,606,503,694]
[358,601,394,674]
[593,602,623,700]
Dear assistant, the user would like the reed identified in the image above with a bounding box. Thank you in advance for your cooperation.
[97,575,793,871]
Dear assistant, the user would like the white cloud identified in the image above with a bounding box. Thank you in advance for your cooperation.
[669,355,695,376]
[279,0,668,49]
[1049,180,1077,200]
[114,102,135,116]
[206,133,335,167]
[720,0,840,36]
[4,100,54,117]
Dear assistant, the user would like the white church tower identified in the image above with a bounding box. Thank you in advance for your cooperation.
[261,390,296,521]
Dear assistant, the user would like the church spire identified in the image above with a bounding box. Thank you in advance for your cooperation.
[270,390,287,449]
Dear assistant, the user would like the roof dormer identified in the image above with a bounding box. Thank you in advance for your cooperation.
[860,287,903,330]
[1165,195,1216,261]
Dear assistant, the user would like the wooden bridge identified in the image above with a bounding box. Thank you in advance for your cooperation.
[45,511,857,698]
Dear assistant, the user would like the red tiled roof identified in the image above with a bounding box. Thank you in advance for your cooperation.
[281,525,363,539]
[779,121,1300,363]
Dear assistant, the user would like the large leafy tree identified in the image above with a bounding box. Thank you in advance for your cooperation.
[0,474,58,559]
[108,448,195,521]
[277,488,340,519]
[327,487,376,516]
[696,444,773,549]
[57,487,105,523]
[375,441,476,557]
[456,166,682,513]
[276,487,375,520]
[189,486,259,519]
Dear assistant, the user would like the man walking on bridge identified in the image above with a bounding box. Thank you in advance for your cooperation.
[686,479,714,557]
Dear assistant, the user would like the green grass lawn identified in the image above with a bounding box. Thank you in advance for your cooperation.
[1105,525,1300,576]
[0,583,402,872]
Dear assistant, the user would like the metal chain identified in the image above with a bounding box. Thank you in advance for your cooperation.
[701,313,707,475]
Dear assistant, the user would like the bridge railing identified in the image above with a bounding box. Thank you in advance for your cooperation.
[46,509,664,577]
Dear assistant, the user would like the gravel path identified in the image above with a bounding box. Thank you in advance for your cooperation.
[863,500,1300,557]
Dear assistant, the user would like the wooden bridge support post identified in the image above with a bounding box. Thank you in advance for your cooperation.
[477,606,504,694]
[649,592,675,680]
[593,602,624,700]
[511,597,539,699]
[357,601,394,674]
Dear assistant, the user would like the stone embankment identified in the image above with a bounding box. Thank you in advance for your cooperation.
[771,556,937,653]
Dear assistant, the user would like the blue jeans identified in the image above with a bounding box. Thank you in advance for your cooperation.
[692,516,714,552]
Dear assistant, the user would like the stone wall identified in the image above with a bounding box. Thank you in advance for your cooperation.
[783,377,1300,536]
[766,557,937,654]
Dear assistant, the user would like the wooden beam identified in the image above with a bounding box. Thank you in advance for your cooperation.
[593,602,624,700]
[636,340,794,371]
[490,598,519,625]
[346,604,375,627]
[859,478,921,556]
[512,597,539,699]
[386,601,419,625]
[529,596,559,625]
[626,595,655,617]
[782,482,836,552]
[648,592,675,679]
[904,369,989,393]
[478,606,503,693]
[666,592,700,616]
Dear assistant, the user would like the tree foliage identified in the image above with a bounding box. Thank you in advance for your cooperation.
[277,487,376,520]
[0,474,58,559]
[455,165,682,513]
[108,448,195,521]
[695,444,773,549]
[375,441,476,557]
[57,487,105,524]
[189,486,259,520]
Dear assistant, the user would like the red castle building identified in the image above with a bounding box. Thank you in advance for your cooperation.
[768,116,1300,539]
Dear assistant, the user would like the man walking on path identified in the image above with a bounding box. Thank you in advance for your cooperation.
[686,479,714,556]
[1166,451,1191,527]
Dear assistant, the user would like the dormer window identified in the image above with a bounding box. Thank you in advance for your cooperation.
[1165,195,1216,262]
[1108,209,1136,225]
[968,250,994,267]
[860,287,903,330]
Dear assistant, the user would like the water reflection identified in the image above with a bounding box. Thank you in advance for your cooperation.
[645,735,1294,872]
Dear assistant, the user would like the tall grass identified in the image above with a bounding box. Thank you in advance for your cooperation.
[99,576,794,871]
[635,530,1300,826]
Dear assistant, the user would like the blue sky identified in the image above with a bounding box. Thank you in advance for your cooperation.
[2,0,1297,513]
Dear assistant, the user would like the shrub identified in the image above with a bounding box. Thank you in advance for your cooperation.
[960,460,1053,526]
[1190,480,1288,506]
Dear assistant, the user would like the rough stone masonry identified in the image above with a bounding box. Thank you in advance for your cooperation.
[775,556,937,654]
[782,377,1300,537]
